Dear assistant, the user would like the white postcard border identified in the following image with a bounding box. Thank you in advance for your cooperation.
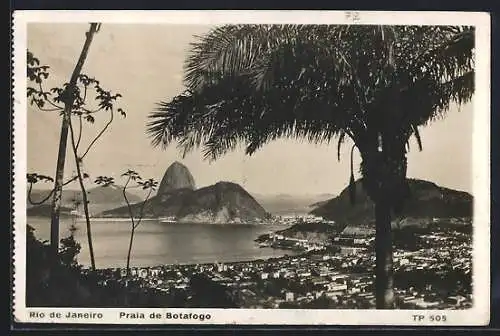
[12,10,491,326]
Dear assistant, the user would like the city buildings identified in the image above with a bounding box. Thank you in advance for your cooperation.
[91,216,472,309]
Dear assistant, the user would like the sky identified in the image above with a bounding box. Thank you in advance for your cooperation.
[26,23,474,196]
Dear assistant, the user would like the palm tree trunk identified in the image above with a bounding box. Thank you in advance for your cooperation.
[49,23,100,261]
[374,200,395,309]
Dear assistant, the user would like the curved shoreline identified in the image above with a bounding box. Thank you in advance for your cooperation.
[86,217,273,225]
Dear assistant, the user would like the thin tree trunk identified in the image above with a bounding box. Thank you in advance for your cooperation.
[68,112,97,270]
[73,159,96,270]
[49,23,100,261]
[126,226,135,274]
[375,200,395,309]
[125,189,152,275]
[122,180,135,275]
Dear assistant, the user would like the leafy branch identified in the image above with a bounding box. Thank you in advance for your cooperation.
[26,51,126,204]
[95,171,158,274]
[95,171,158,229]
[27,37,126,271]
[26,173,87,205]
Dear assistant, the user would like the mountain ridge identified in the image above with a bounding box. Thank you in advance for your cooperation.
[310,178,472,225]
[98,181,271,223]
[266,179,473,242]
[250,193,337,215]
[27,186,143,216]
[27,204,75,217]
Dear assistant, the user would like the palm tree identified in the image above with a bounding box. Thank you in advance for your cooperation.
[147,24,474,309]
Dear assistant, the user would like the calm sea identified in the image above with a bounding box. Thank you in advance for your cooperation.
[27,217,297,269]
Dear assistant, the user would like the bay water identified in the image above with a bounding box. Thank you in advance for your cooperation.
[27,216,296,269]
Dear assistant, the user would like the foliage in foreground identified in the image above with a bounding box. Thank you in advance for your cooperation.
[27,37,126,270]
[25,225,236,308]
[27,225,163,307]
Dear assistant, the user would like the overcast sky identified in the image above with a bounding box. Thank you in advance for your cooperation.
[26,23,473,195]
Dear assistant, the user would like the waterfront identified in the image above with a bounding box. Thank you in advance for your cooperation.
[27,216,298,268]
[90,225,472,309]
[26,214,472,309]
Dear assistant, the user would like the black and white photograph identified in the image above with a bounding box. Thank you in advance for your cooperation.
[13,11,490,325]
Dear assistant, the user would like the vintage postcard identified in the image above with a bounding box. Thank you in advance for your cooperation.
[12,10,491,325]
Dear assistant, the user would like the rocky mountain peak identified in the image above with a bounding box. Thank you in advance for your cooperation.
[157,161,196,195]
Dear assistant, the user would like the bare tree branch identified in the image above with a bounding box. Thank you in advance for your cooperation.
[27,183,54,205]
[36,106,63,112]
[80,107,114,160]
[76,114,83,149]
[81,107,105,114]
[133,188,153,229]
[38,82,64,110]
[122,176,135,226]
[27,175,79,206]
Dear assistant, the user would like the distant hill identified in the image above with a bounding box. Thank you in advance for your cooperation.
[27,188,77,208]
[266,179,473,241]
[276,222,343,244]
[310,179,473,228]
[310,199,330,209]
[27,186,143,216]
[98,181,271,224]
[251,193,336,215]
[27,204,74,217]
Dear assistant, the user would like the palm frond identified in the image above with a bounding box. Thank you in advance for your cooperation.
[149,24,475,164]
[349,144,357,205]
[337,131,346,162]
[185,25,289,92]
[411,123,423,151]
